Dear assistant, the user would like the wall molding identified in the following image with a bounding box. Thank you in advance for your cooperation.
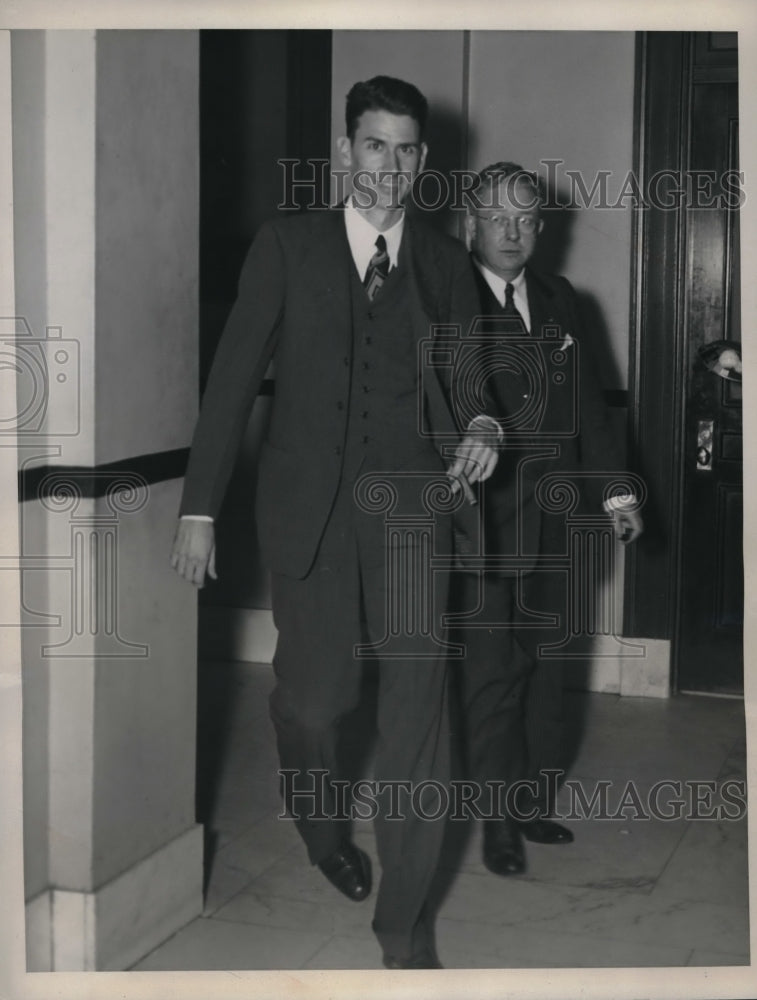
[200,606,671,699]
[26,823,203,971]
[199,605,278,664]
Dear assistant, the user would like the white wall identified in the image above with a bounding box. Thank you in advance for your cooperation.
[468,30,636,384]
[95,30,198,463]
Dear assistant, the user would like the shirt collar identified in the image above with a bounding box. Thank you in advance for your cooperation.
[473,259,531,331]
[344,197,405,274]
[473,258,526,302]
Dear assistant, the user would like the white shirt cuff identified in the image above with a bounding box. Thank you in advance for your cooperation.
[468,414,504,444]
[181,514,214,523]
[603,492,637,514]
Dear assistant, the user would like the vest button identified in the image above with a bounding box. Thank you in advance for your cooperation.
[334,446,342,455]
[362,362,370,371]
[365,336,372,345]
[362,436,369,444]
[362,385,370,393]
[343,356,349,366]
[336,401,344,410]
[362,411,368,419]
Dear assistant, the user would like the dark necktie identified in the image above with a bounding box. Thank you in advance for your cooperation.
[363,234,390,300]
[504,281,527,332]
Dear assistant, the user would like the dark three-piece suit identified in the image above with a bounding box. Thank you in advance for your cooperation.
[180,206,482,959]
[453,263,624,816]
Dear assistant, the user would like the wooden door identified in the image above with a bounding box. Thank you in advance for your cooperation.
[676,40,742,692]
[625,32,743,695]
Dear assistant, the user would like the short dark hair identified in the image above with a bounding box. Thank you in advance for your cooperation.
[469,161,545,212]
[345,76,428,140]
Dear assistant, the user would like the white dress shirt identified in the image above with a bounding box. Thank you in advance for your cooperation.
[473,259,531,332]
[343,197,404,278]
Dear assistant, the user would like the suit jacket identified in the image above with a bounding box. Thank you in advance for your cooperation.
[180,208,481,579]
[472,263,623,572]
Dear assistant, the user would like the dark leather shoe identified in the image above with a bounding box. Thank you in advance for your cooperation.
[519,818,574,844]
[383,949,443,969]
[317,842,371,901]
[482,819,525,875]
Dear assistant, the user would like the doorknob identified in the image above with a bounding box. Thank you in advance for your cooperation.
[698,340,742,381]
[696,418,714,471]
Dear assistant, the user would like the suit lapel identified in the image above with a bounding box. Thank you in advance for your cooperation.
[401,217,465,455]
[304,208,354,350]
[404,215,446,332]
[472,264,503,317]
[526,267,559,338]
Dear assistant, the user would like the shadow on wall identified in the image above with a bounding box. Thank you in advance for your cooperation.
[409,100,466,237]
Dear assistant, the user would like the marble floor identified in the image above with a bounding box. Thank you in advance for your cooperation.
[133,660,749,971]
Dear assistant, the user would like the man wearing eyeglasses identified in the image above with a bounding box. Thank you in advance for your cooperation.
[454,161,643,877]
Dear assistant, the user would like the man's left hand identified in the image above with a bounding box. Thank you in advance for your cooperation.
[447,429,499,494]
[613,508,644,544]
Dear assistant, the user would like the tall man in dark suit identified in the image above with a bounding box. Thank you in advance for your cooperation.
[454,162,643,876]
[170,77,498,969]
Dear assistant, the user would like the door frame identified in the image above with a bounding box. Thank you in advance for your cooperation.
[624,31,740,692]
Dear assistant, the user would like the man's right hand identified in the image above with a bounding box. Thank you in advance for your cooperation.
[170,518,217,588]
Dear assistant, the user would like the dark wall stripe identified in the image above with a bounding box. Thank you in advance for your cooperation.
[19,374,618,503]
[19,377,276,502]
[19,448,190,502]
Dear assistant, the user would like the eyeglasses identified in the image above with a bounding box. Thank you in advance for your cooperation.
[472,212,539,232]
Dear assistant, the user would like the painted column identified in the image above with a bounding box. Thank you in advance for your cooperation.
[12,29,203,971]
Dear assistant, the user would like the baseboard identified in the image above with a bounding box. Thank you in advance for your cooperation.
[564,636,671,698]
[25,890,52,971]
[26,823,203,971]
[199,605,277,664]
[198,606,671,698]
[618,637,671,698]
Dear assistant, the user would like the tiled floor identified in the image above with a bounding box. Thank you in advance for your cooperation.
[133,660,749,971]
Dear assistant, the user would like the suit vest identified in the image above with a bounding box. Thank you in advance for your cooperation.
[341,252,442,485]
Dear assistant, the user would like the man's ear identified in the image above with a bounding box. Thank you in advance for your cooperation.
[537,217,545,235]
[336,135,352,168]
[418,142,428,173]
[464,212,476,250]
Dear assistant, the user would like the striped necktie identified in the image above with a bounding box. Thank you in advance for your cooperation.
[363,234,390,300]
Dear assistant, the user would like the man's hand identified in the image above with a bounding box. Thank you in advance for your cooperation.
[170,518,217,588]
[613,508,644,544]
[447,428,499,496]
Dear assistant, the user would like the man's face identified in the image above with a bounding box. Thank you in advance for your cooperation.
[467,177,543,281]
[337,109,427,214]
